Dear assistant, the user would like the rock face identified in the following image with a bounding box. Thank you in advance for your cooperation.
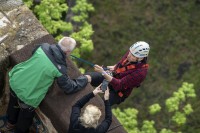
[0,4,127,133]
[0,5,48,96]
[0,0,23,11]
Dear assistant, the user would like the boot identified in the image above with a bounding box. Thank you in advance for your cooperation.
[0,122,15,132]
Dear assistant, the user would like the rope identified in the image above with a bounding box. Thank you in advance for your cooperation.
[70,55,109,70]
[70,55,95,67]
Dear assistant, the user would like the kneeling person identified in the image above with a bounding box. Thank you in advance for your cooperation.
[68,85,112,133]
[1,37,91,133]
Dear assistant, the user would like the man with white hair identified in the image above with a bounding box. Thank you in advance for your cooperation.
[0,37,91,133]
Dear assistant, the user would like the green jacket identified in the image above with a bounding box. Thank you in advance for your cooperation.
[9,43,88,108]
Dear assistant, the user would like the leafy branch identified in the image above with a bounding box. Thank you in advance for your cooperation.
[113,82,196,133]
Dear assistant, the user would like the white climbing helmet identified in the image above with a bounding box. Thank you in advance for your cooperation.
[129,41,150,58]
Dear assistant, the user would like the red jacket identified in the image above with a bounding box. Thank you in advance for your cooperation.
[109,51,148,97]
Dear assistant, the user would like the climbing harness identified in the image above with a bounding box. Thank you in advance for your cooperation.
[114,58,149,74]
[113,58,149,98]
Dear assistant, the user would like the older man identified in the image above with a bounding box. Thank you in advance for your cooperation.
[0,37,91,133]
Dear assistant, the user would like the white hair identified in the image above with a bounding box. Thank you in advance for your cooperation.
[79,105,102,128]
[58,37,76,52]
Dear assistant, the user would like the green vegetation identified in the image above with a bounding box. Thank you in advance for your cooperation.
[113,82,196,133]
[23,0,200,132]
[88,1,200,132]
[23,0,94,64]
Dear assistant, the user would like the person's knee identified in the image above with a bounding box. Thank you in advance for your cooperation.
[85,72,104,87]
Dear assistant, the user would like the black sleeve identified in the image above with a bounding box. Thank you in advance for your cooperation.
[70,92,95,124]
[57,74,88,94]
[96,100,112,133]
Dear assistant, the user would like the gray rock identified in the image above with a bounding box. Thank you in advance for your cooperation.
[0,0,23,11]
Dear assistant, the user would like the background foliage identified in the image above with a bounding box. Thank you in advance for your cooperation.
[23,0,200,132]
[87,0,200,133]
[23,0,94,72]
[113,82,196,133]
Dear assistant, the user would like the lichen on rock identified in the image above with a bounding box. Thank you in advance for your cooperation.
[0,0,23,11]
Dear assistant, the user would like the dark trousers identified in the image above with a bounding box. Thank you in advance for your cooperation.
[6,89,35,133]
[86,72,126,106]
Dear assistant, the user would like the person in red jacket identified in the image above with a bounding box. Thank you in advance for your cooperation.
[87,41,150,105]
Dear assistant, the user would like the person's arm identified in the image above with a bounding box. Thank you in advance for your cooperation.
[110,69,147,91]
[107,65,116,71]
[57,74,91,94]
[94,65,113,82]
[94,65,147,91]
[70,92,95,125]
[96,88,112,133]
[70,85,103,125]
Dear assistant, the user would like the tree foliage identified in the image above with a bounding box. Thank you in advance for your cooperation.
[23,0,94,62]
[112,82,196,133]
[88,1,200,132]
